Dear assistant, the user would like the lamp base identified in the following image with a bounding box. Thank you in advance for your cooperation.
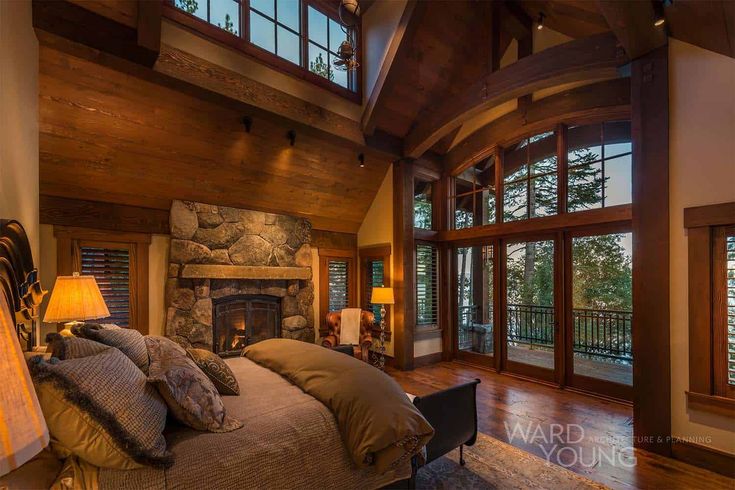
[59,320,83,337]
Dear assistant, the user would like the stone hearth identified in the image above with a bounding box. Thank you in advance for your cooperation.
[165,200,315,350]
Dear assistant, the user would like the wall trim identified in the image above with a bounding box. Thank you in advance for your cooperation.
[414,352,443,368]
[672,439,735,479]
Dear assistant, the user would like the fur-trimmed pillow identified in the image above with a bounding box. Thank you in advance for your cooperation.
[73,324,149,373]
[145,336,242,433]
[28,349,172,470]
[46,333,111,360]
[186,348,240,396]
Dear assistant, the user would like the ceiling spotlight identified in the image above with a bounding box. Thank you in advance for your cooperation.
[242,116,252,133]
[653,0,666,27]
[287,130,296,146]
[358,153,365,168]
[537,12,544,30]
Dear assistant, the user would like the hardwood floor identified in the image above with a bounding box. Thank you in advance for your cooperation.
[388,361,734,489]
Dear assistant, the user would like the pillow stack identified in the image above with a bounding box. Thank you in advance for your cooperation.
[32,326,243,471]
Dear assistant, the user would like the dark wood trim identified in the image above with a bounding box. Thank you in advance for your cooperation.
[359,243,392,336]
[311,230,357,251]
[40,195,169,235]
[445,78,630,175]
[596,0,668,60]
[672,438,735,479]
[393,160,415,370]
[684,202,735,228]
[685,391,735,418]
[414,326,442,340]
[136,0,162,58]
[53,226,152,244]
[404,32,627,158]
[687,226,714,395]
[358,244,391,257]
[162,2,362,104]
[317,250,357,331]
[413,229,439,241]
[413,351,442,368]
[631,45,671,456]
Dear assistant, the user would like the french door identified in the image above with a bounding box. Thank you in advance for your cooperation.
[453,228,633,400]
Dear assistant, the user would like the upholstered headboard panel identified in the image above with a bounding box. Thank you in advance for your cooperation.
[0,220,45,351]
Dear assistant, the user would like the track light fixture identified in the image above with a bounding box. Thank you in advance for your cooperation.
[536,12,544,30]
[287,130,296,146]
[653,0,666,27]
[242,116,252,133]
[358,153,365,168]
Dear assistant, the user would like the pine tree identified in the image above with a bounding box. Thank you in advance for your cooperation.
[309,53,333,81]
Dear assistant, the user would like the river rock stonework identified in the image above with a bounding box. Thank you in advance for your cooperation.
[165,200,315,349]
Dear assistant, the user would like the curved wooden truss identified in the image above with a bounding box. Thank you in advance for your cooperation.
[403,31,628,158]
[444,77,631,175]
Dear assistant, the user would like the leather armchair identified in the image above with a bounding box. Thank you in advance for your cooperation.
[322,310,374,362]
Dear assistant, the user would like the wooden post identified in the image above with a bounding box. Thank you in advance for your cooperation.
[631,45,671,456]
[393,160,416,370]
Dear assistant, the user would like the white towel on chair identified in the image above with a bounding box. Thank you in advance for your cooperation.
[340,308,362,346]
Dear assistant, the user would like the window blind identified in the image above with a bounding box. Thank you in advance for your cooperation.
[365,259,384,322]
[328,259,350,312]
[416,243,439,327]
[80,246,131,327]
[727,234,735,385]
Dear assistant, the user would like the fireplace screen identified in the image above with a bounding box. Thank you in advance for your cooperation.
[213,295,280,356]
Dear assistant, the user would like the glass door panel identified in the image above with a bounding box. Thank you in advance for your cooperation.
[571,232,633,386]
[505,239,556,371]
[456,245,495,356]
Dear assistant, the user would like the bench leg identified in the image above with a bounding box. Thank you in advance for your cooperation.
[459,444,466,466]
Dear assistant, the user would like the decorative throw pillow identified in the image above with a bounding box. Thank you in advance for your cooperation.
[186,348,240,396]
[73,323,150,373]
[28,349,172,470]
[46,333,111,360]
[145,336,242,433]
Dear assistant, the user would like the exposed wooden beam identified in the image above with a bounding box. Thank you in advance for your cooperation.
[666,0,735,59]
[502,1,533,40]
[361,0,426,135]
[310,230,358,251]
[40,195,169,235]
[392,160,415,370]
[403,32,627,158]
[596,0,668,60]
[33,0,160,67]
[445,77,630,174]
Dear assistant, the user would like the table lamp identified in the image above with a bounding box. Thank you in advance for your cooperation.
[370,286,394,371]
[0,291,49,476]
[43,273,110,337]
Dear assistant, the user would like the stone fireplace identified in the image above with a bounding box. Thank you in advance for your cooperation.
[165,200,315,351]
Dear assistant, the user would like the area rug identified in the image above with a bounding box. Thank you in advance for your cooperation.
[414,432,609,489]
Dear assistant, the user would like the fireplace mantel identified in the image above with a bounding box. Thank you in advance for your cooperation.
[180,264,312,280]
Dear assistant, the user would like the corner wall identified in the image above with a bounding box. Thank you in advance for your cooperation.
[0,1,39,260]
[669,38,735,454]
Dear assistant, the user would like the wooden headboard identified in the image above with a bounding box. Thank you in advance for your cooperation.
[0,220,45,351]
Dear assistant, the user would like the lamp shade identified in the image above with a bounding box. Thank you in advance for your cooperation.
[0,292,49,476]
[43,274,110,323]
[370,287,395,305]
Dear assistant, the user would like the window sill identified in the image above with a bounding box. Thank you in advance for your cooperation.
[686,391,735,418]
[415,326,442,340]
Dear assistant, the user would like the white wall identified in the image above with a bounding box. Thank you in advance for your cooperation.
[669,38,735,454]
[0,1,39,262]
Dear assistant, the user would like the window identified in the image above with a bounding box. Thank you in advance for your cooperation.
[684,203,735,414]
[503,131,558,222]
[359,245,391,330]
[53,227,150,334]
[169,0,359,95]
[452,157,497,230]
[567,121,632,212]
[318,249,356,331]
[416,243,438,328]
[456,244,494,356]
[414,180,433,230]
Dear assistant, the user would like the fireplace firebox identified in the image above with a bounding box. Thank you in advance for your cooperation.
[212,295,280,356]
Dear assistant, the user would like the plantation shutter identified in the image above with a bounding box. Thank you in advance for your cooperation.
[727,234,735,386]
[328,259,350,312]
[365,259,385,322]
[80,245,131,327]
[416,243,439,327]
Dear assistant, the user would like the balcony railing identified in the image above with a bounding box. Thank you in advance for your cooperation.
[458,304,633,363]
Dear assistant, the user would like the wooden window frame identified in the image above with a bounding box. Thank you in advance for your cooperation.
[53,226,151,334]
[359,244,391,340]
[415,241,440,332]
[318,248,356,334]
[684,202,735,416]
[163,0,362,103]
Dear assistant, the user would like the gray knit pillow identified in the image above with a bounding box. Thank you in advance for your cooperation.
[28,348,172,469]
[74,324,149,373]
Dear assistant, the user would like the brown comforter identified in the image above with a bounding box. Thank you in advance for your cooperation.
[244,339,435,474]
[99,355,412,489]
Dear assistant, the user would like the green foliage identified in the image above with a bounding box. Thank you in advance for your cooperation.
[177,0,198,14]
[309,53,333,81]
[219,13,237,34]
[572,234,632,311]
[414,195,432,229]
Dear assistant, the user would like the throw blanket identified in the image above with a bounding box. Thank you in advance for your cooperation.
[340,308,362,345]
[244,339,434,473]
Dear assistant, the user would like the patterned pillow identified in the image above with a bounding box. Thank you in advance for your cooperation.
[28,349,172,470]
[46,333,111,360]
[186,348,240,396]
[73,324,150,373]
[145,336,242,433]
